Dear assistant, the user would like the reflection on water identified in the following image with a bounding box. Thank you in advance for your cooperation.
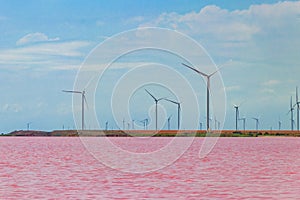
[0,137,300,199]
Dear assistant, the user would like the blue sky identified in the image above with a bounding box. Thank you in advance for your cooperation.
[0,0,300,133]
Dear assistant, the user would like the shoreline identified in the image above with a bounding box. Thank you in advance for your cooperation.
[2,130,300,137]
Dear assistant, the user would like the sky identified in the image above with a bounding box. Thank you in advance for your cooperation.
[0,0,300,133]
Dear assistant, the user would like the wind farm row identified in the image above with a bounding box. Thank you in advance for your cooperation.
[58,62,300,133]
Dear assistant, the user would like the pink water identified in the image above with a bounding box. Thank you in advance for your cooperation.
[1,137,300,199]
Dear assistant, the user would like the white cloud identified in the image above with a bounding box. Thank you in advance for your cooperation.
[141,5,260,42]
[124,16,145,24]
[2,103,23,113]
[262,80,280,86]
[0,16,7,21]
[226,85,241,92]
[56,103,72,115]
[260,88,276,94]
[0,40,90,71]
[16,32,60,46]
[96,20,105,26]
[140,1,300,66]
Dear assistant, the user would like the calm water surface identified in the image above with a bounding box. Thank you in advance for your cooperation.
[1,137,300,199]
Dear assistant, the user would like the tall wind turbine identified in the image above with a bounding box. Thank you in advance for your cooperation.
[164,98,181,130]
[252,117,259,130]
[239,117,246,131]
[288,96,294,131]
[182,63,222,131]
[295,87,300,131]
[145,89,164,130]
[63,90,87,130]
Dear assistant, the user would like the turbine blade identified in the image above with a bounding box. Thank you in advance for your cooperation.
[145,89,157,101]
[84,74,98,90]
[84,95,89,110]
[209,69,220,77]
[182,63,208,77]
[62,90,82,94]
[209,61,230,77]
[158,97,167,101]
[239,100,247,107]
[164,98,179,105]
[296,86,298,102]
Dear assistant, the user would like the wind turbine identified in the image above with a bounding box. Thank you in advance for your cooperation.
[122,118,125,130]
[145,89,164,130]
[287,96,294,131]
[132,120,135,130]
[199,122,203,130]
[27,122,32,131]
[239,117,246,131]
[278,116,282,130]
[214,117,220,130]
[233,104,240,131]
[182,63,223,131]
[164,98,181,130]
[167,115,172,130]
[294,87,300,131]
[252,117,259,130]
[63,90,87,130]
[140,118,149,130]
[278,120,282,130]
[127,123,130,130]
[105,121,108,131]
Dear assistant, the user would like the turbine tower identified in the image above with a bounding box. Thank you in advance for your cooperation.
[63,90,86,130]
[145,89,164,130]
[122,118,125,130]
[288,96,294,131]
[278,116,282,130]
[140,118,149,130]
[164,98,181,130]
[132,119,135,130]
[295,87,300,131]
[27,122,32,131]
[233,104,240,131]
[252,117,259,130]
[199,122,203,130]
[105,121,108,131]
[182,63,222,131]
[278,120,282,130]
[239,117,246,131]
[167,115,172,130]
